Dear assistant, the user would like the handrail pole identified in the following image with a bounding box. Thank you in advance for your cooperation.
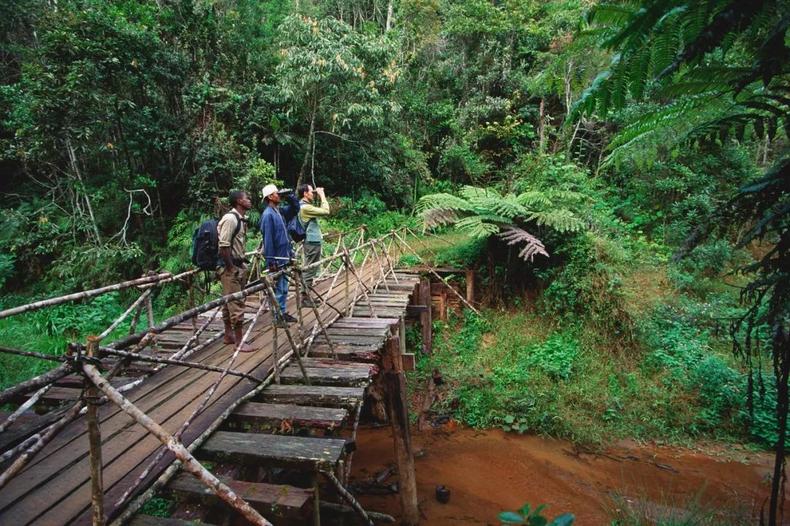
[86,336,105,526]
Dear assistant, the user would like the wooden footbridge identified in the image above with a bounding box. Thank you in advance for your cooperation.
[0,229,473,525]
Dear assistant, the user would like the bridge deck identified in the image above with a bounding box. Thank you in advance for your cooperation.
[0,263,418,525]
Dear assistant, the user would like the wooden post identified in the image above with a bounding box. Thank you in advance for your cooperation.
[295,267,304,337]
[272,325,280,384]
[383,334,419,526]
[344,257,351,317]
[399,317,406,356]
[420,277,432,354]
[86,336,104,526]
[81,363,273,526]
[466,269,475,306]
[313,473,321,526]
[439,286,447,322]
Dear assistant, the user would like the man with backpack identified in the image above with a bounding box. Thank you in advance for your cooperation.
[298,185,330,307]
[260,184,298,328]
[217,190,253,352]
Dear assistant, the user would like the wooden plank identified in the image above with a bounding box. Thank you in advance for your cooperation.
[167,472,312,512]
[309,346,379,363]
[199,431,346,470]
[323,329,387,339]
[318,334,386,346]
[0,410,65,453]
[260,385,364,408]
[280,366,373,387]
[0,261,380,525]
[130,515,210,526]
[310,343,380,354]
[300,358,375,370]
[329,318,398,327]
[232,402,348,429]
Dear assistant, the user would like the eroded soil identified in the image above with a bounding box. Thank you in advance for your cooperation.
[351,426,777,525]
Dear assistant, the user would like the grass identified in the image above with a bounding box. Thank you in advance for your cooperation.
[0,283,205,390]
[608,491,753,525]
[410,277,765,447]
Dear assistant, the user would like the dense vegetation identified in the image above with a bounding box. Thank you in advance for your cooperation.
[1,0,788,522]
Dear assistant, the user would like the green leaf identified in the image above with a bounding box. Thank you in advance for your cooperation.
[519,504,531,516]
[549,513,575,526]
[504,415,515,424]
[498,511,526,524]
[528,516,548,526]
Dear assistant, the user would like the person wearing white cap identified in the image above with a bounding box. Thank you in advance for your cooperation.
[260,184,297,327]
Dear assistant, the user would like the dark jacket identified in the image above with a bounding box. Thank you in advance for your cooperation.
[260,198,297,267]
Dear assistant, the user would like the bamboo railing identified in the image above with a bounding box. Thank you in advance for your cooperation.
[0,226,435,525]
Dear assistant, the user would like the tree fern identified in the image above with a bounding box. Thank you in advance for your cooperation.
[453,215,501,238]
[528,209,585,233]
[497,226,549,262]
[419,183,596,261]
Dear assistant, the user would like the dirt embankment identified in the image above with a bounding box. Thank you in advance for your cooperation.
[351,426,776,525]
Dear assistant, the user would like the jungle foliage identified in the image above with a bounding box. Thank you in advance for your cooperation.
[1,1,789,518]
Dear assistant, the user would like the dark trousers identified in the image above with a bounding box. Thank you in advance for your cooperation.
[302,242,322,293]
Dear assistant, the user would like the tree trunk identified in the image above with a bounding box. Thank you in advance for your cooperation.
[297,98,318,189]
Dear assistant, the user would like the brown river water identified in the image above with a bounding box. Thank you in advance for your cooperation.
[350,425,779,525]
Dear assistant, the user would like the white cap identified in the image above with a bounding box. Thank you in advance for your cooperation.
[261,184,279,199]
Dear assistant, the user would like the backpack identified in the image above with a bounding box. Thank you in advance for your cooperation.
[191,214,242,270]
[287,214,306,243]
[281,199,305,243]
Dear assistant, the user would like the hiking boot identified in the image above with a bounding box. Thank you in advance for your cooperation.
[273,316,289,329]
[282,312,298,324]
[223,320,235,344]
[233,325,253,352]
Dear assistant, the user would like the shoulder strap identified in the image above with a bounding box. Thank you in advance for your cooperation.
[223,211,243,244]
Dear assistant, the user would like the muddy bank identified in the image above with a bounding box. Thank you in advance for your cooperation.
[350,426,776,524]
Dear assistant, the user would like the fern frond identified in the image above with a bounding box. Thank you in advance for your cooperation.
[470,196,528,220]
[416,193,474,214]
[497,226,549,262]
[528,209,585,233]
[454,216,500,238]
[516,190,553,209]
[423,209,458,229]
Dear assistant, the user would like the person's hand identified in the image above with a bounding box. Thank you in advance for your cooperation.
[316,187,325,196]
[268,263,278,272]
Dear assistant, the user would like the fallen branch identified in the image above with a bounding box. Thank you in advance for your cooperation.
[321,469,374,526]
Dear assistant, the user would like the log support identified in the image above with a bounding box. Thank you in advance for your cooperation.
[419,276,432,354]
[382,333,419,525]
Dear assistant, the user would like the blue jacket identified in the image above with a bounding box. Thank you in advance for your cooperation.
[260,200,296,268]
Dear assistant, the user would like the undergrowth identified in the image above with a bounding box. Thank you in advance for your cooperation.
[413,292,778,447]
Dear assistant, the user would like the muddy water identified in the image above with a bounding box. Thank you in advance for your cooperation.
[351,426,776,525]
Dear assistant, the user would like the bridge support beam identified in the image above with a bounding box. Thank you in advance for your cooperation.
[383,332,419,525]
[86,336,105,526]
